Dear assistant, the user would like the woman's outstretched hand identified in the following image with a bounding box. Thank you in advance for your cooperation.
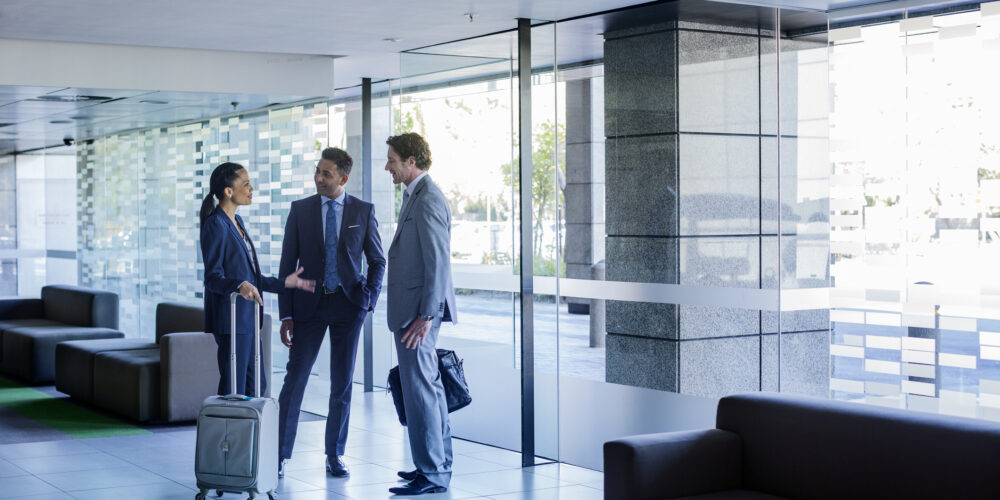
[285,267,316,292]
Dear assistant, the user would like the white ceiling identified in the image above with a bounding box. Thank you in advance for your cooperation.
[0,0,954,153]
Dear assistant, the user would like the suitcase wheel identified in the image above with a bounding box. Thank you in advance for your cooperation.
[195,491,207,500]
[268,492,278,500]
[215,491,223,497]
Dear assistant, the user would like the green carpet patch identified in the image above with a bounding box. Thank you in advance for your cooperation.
[0,376,149,438]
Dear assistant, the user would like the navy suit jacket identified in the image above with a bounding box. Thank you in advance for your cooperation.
[278,193,385,321]
[201,208,284,335]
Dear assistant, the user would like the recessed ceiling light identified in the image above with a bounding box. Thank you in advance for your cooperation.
[383,37,402,43]
[139,100,169,105]
[32,95,112,102]
[49,120,72,124]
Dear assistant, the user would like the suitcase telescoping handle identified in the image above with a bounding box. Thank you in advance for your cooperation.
[228,292,261,398]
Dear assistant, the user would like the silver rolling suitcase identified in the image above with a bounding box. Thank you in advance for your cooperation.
[195,293,278,500]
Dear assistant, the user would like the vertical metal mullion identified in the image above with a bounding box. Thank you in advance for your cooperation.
[517,17,535,468]
[361,77,374,392]
[775,10,782,392]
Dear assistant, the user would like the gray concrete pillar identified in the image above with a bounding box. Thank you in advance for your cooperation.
[603,20,829,398]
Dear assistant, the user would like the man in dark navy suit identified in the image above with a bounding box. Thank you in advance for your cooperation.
[276,147,385,478]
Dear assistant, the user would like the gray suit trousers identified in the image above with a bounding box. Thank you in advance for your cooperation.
[393,324,452,487]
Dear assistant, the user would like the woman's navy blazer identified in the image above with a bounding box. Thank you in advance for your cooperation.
[201,207,284,336]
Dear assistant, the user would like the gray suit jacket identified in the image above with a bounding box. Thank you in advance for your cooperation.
[386,175,458,332]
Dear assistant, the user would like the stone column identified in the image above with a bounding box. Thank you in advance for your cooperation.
[603,20,829,398]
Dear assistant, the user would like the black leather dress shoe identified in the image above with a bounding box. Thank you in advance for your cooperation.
[388,475,447,495]
[397,469,419,481]
[326,456,349,477]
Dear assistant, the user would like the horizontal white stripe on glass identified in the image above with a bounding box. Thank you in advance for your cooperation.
[867,312,901,326]
[866,335,901,350]
[981,331,1000,347]
[902,314,935,328]
[831,310,865,324]
[979,379,1000,396]
[831,344,865,358]
[939,24,977,39]
[902,380,936,397]
[900,16,934,32]
[939,353,976,369]
[842,334,865,347]
[865,359,901,375]
[981,346,1000,361]
[831,378,865,393]
[450,273,832,312]
[939,316,977,332]
[902,363,936,379]
[979,393,1000,409]
[866,381,901,396]
[902,349,936,365]
[902,336,935,352]
[829,26,863,42]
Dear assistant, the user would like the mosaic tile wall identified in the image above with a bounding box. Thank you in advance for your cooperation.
[77,102,329,337]
[0,155,15,296]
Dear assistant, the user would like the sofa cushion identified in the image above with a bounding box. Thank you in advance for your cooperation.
[0,319,65,367]
[0,319,65,333]
[93,348,161,422]
[55,338,157,402]
[41,285,119,329]
[155,302,204,344]
[2,326,123,384]
[717,393,1000,500]
[675,490,785,500]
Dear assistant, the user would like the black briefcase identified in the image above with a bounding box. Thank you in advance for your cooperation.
[387,348,472,426]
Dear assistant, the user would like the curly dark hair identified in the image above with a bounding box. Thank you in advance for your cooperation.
[386,133,432,171]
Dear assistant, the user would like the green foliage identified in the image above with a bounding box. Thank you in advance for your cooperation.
[499,120,566,258]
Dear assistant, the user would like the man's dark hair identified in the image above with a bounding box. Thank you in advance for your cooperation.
[321,147,353,176]
[386,133,432,171]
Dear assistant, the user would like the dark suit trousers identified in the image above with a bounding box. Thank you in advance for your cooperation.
[214,333,267,397]
[278,291,367,459]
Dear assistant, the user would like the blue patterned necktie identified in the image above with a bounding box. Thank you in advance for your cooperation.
[324,199,339,291]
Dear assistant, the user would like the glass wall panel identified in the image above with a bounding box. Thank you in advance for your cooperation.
[0,154,14,296]
[549,2,825,470]
[398,31,523,451]
[829,7,1000,419]
[773,12,830,397]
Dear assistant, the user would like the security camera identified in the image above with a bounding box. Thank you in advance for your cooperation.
[63,137,75,146]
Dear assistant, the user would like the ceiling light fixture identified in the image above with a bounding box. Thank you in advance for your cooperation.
[32,95,112,103]
[383,37,401,43]
[49,120,72,124]
[139,100,169,105]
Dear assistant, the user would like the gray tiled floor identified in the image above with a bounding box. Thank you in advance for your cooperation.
[0,390,603,499]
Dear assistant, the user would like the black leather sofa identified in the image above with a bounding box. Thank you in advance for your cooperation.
[604,392,1000,499]
[0,285,122,384]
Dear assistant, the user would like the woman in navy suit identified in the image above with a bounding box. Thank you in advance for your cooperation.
[200,162,315,396]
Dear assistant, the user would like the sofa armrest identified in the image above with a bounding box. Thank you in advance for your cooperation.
[604,428,742,500]
[160,332,219,422]
[0,298,44,320]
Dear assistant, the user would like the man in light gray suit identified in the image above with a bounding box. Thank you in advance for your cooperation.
[383,132,457,496]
